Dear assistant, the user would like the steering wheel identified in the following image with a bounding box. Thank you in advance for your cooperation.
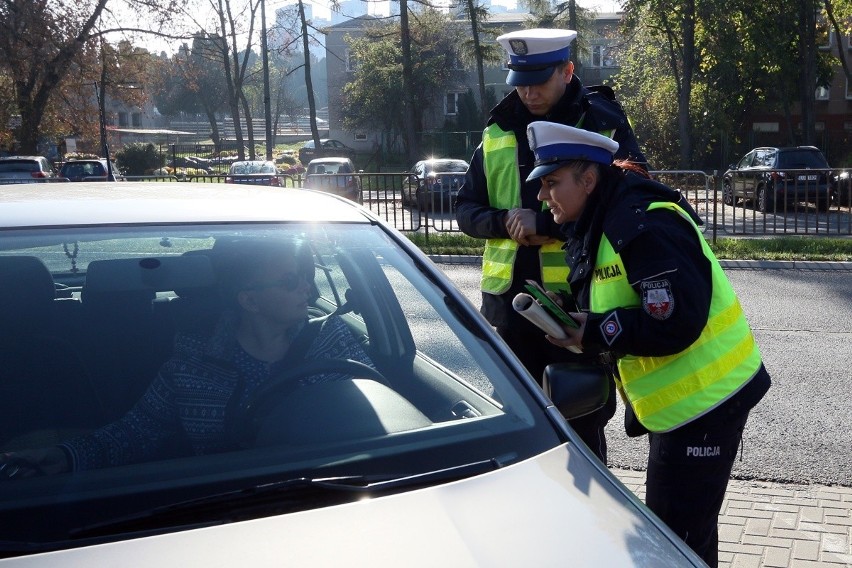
[237,358,389,445]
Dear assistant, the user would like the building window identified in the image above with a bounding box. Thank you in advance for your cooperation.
[819,30,832,51]
[591,45,618,68]
[445,92,462,116]
[591,45,603,67]
[847,77,852,99]
[346,50,358,72]
[752,122,779,133]
[131,113,142,127]
[815,85,830,100]
[354,133,367,141]
[118,112,129,127]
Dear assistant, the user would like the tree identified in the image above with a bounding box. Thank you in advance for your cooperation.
[0,0,178,154]
[152,37,228,152]
[456,0,503,122]
[205,0,262,159]
[340,11,466,159]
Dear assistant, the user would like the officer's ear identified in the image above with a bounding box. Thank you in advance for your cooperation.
[581,165,599,195]
[560,61,575,84]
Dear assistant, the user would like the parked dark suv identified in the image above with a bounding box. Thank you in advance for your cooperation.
[722,146,835,212]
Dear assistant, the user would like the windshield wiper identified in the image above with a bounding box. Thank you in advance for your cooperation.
[71,458,504,539]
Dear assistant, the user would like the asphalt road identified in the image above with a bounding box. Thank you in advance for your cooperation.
[436,262,852,488]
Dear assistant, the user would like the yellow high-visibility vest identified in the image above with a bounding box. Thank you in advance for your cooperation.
[589,201,763,432]
[480,124,569,294]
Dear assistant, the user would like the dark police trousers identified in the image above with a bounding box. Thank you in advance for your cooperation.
[497,324,617,463]
[645,398,751,568]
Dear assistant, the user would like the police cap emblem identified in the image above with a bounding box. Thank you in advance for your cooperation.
[527,127,538,152]
[509,39,528,55]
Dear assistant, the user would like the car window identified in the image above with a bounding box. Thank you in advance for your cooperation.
[736,152,754,169]
[753,149,772,167]
[0,160,39,173]
[778,149,829,169]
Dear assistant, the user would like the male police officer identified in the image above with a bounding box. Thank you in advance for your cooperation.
[455,28,646,462]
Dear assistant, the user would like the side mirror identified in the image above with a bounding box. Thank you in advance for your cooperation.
[542,362,610,420]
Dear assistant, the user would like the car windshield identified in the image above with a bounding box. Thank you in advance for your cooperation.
[231,162,275,174]
[426,160,468,174]
[777,149,829,169]
[311,162,349,174]
[0,221,558,551]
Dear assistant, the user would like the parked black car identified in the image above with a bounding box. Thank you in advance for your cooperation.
[225,160,283,187]
[722,146,836,212]
[298,139,356,165]
[402,158,469,211]
[59,158,121,181]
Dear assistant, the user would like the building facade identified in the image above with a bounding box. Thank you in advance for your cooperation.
[324,12,627,155]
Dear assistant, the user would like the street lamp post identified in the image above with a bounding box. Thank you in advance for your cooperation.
[261,0,273,160]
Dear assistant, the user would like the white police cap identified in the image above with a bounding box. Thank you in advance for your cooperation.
[496,28,577,86]
[526,121,620,181]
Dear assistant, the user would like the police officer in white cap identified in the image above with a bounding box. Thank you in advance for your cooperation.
[526,121,771,568]
[455,28,646,463]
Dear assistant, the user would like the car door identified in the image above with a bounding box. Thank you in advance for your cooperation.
[752,148,775,201]
[732,151,755,198]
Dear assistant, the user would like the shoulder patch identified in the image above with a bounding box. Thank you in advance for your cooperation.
[641,279,674,320]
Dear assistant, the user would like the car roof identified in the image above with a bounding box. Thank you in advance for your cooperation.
[0,182,374,228]
[0,156,47,161]
[750,146,822,152]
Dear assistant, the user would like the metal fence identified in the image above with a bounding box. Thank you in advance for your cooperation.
[7,169,850,241]
[340,169,852,242]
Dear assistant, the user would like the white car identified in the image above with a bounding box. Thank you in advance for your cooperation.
[0,182,703,566]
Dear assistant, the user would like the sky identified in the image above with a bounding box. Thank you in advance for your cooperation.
[132,0,622,56]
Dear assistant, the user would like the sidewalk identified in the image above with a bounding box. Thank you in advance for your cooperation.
[612,468,852,567]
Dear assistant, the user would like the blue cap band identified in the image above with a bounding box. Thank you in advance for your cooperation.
[535,142,613,165]
[508,46,571,67]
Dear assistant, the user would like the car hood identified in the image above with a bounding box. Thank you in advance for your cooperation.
[4,446,700,567]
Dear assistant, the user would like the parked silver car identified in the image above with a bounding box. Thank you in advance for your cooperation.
[0,155,57,184]
[0,182,703,566]
[304,157,360,201]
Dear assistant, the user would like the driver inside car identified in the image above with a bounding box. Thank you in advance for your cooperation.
[0,238,375,478]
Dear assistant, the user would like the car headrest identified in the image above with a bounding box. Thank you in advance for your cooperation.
[0,256,56,325]
[83,255,216,300]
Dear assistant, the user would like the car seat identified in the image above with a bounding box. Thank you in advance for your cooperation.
[0,256,106,450]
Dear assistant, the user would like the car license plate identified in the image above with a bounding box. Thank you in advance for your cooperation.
[797,175,818,181]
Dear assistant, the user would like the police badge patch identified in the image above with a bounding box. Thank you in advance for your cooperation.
[641,279,674,320]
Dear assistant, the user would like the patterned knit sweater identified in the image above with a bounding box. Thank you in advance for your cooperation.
[62,314,373,470]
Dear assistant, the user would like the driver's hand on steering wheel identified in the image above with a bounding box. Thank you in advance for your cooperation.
[0,447,70,480]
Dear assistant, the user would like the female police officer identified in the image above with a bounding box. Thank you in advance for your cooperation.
[525,121,771,567]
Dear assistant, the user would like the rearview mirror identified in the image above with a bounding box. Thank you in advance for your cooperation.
[542,362,610,420]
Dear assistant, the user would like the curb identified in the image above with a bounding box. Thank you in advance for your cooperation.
[428,255,852,271]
